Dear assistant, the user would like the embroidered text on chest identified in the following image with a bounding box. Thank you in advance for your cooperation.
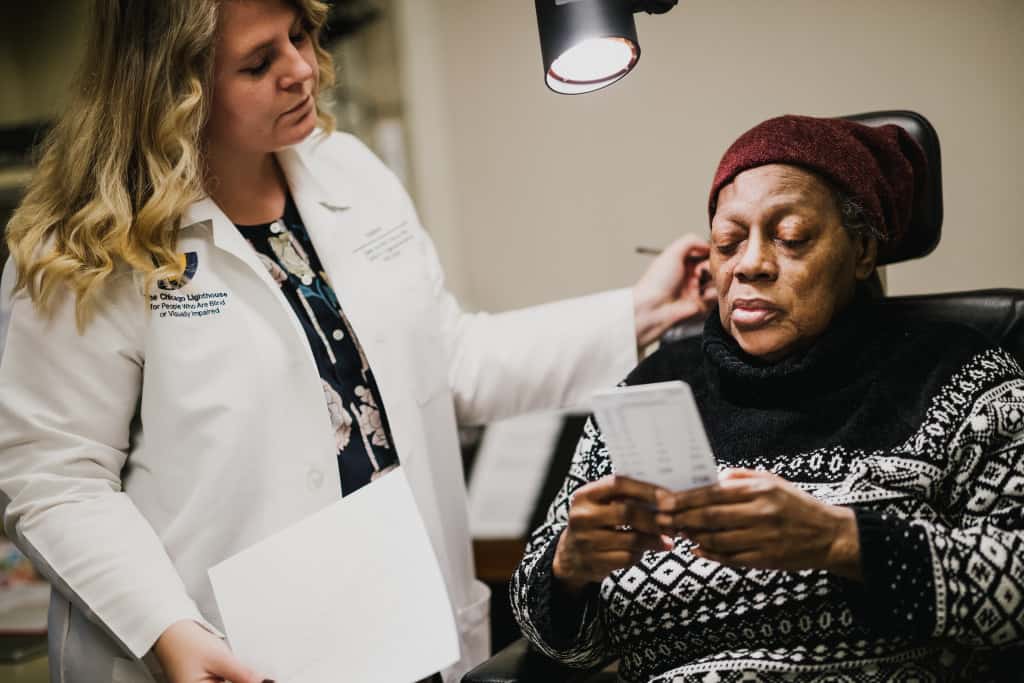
[149,291,230,319]
[352,221,413,263]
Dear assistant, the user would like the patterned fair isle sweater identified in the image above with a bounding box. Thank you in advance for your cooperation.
[511,301,1024,682]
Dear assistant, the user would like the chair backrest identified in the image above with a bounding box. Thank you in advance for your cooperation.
[875,289,1024,364]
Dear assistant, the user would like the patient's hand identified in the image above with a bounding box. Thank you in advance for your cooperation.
[655,469,863,580]
[553,475,674,595]
[632,234,718,349]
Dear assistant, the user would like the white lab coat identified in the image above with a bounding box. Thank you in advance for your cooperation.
[0,131,636,682]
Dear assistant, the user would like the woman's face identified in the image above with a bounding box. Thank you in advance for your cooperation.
[709,164,877,361]
[206,0,318,158]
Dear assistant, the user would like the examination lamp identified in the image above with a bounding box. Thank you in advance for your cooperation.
[536,0,678,95]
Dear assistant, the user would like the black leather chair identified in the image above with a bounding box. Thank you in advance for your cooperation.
[463,111,1024,683]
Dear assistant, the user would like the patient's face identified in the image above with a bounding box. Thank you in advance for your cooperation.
[710,164,873,361]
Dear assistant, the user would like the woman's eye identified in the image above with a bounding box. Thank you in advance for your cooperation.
[244,58,270,76]
[777,238,808,249]
[290,31,306,45]
[714,242,739,255]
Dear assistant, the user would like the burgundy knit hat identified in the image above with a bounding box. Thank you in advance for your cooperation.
[708,115,929,264]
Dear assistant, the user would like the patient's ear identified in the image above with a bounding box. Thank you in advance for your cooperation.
[853,234,878,281]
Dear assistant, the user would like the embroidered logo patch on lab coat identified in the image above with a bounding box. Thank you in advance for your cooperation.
[158,252,199,291]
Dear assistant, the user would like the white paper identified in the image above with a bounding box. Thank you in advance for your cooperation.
[468,411,565,539]
[208,469,459,683]
[592,381,718,491]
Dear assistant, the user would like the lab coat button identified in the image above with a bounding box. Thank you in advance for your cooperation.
[332,329,344,341]
[307,468,324,490]
[270,221,283,234]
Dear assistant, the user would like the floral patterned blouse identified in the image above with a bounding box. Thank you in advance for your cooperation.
[236,193,399,496]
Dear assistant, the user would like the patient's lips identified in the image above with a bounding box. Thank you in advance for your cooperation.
[730,298,781,328]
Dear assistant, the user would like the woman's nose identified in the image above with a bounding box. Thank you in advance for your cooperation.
[280,47,315,90]
[734,234,778,282]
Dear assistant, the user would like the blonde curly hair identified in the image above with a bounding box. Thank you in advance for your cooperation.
[5,0,336,329]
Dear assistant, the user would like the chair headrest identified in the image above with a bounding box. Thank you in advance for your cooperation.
[842,110,943,264]
[876,289,1024,365]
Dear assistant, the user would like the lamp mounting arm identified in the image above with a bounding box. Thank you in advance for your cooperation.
[632,0,678,14]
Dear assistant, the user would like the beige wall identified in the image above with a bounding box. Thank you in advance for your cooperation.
[0,1,86,127]
[396,0,1024,311]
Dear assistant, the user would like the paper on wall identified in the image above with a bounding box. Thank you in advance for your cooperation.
[468,410,565,539]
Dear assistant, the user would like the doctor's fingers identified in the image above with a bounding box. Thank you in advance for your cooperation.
[568,497,661,536]
[664,233,711,261]
[207,651,268,683]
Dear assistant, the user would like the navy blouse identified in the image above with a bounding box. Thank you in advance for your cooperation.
[236,194,399,496]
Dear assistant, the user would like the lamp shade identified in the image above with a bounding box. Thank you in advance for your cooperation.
[536,0,640,95]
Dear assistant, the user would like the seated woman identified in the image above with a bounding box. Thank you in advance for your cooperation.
[511,115,1024,682]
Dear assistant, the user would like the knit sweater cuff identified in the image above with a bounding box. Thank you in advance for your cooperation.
[525,534,601,651]
[848,507,937,637]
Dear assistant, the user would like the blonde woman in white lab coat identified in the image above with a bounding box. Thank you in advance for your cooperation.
[0,1,713,682]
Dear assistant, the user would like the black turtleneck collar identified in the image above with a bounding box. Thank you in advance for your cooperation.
[700,297,876,405]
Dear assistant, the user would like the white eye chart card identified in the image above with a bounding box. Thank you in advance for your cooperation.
[592,380,718,492]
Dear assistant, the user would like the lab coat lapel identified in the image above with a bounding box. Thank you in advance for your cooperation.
[180,197,277,288]
[179,197,320,379]
[276,141,390,346]
[276,140,356,299]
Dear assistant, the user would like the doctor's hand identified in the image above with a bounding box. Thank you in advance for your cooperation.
[154,619,271,683]
[655,469,863,581]
[632,234,717,350]
[553,475,674,596]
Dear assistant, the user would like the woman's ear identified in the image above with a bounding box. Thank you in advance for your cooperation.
[853,234,878,281]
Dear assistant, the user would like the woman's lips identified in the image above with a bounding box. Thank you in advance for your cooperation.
[730,300,781,328]
[282,94,312,118]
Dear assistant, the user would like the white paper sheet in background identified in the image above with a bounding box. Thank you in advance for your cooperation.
[592,380,718,492]
[209,469,458,683]
[468,411,565,539]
